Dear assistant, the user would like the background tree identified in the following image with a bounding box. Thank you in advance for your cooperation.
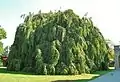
[106,39,114,60]
[0,26,7,66]
[0,26,6,55]
[105,39,115,67]
[2,46,10,57]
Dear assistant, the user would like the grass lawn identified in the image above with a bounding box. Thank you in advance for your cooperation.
[0,67,114,82]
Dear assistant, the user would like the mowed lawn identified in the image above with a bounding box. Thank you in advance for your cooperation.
[0,67,114,82]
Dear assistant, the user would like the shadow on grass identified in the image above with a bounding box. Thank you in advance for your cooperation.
[0,67,34,75]
[52,69,114,82]
[51,76,98,82]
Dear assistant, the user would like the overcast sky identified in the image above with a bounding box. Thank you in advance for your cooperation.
[0,0,120,47]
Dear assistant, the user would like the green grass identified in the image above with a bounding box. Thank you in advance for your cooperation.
[0,67,114,82]
[75,67,114,82]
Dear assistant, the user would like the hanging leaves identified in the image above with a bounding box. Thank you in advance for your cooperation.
[7,9,109,75]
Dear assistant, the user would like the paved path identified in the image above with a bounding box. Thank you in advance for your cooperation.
[89,70,120,82]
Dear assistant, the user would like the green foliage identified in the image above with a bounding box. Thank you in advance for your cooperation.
[7,9,110,74]
[0,27,6,55]
[0,42,4,55]
[0,28,6,40]
[2,46,10,57]
[0,27,7,66]
[108,48,114,59]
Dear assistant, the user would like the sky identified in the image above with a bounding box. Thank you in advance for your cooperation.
[0,0,120,47]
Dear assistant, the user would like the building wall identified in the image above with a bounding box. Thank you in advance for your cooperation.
[114,45,120,69]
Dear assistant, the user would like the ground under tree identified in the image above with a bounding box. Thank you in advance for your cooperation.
[7,9,109,75]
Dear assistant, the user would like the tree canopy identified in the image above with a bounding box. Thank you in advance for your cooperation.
[0,27,6,55]
[7,9,109,75]
[0,26,7,66]
[2,46,10,57]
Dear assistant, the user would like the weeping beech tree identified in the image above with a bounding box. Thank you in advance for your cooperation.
[7,9,109,75]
